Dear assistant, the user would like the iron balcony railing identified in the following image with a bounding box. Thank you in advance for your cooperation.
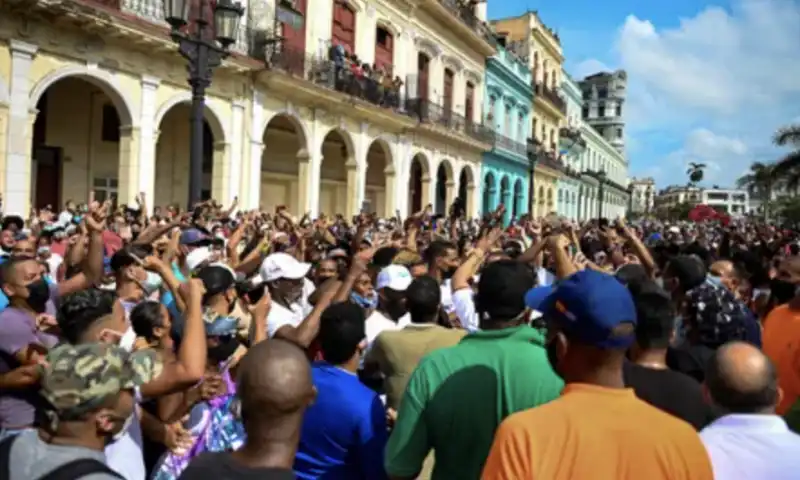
[267,45,407,112]
[436,0,497,47]
[534,83,566,114]
[494,133,527,156]
[406,98,494,144]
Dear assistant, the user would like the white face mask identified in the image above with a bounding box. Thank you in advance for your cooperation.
[118,327,137,352]
[142,272,163,295]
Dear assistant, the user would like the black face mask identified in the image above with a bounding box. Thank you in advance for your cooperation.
[770,278,796,304]
[208,336,240,363]
[442,266,457,280]
[546,339,563,380]
[25,278,50,313]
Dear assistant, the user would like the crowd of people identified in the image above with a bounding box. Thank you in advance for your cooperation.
[0,191,799,479]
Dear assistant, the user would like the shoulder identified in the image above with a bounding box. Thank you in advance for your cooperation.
[180,452,232,478]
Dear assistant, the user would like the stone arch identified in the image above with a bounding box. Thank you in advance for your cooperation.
[458,163,476,188]
[442,55,464,72]
[29,65,134,126]
[376,19,400,36]
[436,158,455,182]
[415,37,441,59]
[155,93,228,142]
[367,137,394,174]
[320,127,356,160]
[410,150,432,176]
[408,152,432,213]
[261,110,310,153]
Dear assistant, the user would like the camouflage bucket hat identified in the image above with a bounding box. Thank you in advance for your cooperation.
[40,343,163,419]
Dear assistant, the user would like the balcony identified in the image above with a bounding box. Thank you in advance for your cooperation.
[266,46,407,113]
[493,133,527,156]
[559,126,587,148]
[533,83,566,115]
[437,0,497,46]
[406,98,495,144]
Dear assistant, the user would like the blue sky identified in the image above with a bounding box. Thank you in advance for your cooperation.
[488,0,800,189]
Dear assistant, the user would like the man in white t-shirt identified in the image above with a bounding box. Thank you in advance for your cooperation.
[261,252,314,338]
[365,265,412,344]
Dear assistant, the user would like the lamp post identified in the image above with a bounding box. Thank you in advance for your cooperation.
[596,169,606,221]
[526,137,540,217]
[164,0,244,209]
[627,184,634,218]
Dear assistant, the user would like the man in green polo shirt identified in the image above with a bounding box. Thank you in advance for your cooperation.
[385,260,563,480]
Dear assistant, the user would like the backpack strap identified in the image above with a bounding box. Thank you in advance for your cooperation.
[0,436,17,480]
[38,459,123,480]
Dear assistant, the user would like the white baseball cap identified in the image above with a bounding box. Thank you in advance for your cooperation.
[376,265,413,291]
[186,246,213,273]
[260,252,311,282]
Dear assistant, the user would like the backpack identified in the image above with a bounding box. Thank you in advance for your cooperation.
[0,434,123,480]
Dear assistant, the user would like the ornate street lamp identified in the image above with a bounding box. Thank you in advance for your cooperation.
[526,137,540,216]
[164,0,245,208]
[596,169,607,221]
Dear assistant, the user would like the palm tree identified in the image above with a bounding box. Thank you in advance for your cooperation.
[772,124,800,191]
[687,162,706,185]
[737,162,777,219]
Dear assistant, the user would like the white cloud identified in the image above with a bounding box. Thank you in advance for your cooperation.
[571,0,800,187]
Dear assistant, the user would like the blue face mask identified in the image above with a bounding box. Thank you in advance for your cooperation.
[351,291,377,310]
[73,215,82,224]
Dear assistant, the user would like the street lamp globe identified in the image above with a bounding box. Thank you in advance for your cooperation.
[164,0,191,30]
[214,0,245,49]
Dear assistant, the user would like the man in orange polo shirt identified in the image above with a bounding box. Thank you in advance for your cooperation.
[481,270,712,480]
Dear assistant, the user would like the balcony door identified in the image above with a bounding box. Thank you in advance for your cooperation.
[332,0,356,54]
[282,0,307,54]
[465,81,474,123]
[443,68,454,116]
[375,26,393,73]
[417,53,429,100]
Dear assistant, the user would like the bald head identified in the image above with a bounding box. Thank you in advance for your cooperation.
[236,339,314,423]
[706,341,780,414]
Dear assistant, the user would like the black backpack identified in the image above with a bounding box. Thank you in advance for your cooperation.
[0,434,123,480]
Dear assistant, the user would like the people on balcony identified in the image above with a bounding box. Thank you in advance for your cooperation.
[324,43,404,109]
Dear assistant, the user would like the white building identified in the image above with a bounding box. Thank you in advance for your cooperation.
[579,70,626,154]
[655,186,750,216]
[630,177,655,214]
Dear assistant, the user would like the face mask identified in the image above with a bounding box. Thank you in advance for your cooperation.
[142,272,163,295]
[707,275,723,288]
[770,278,797,304]
[442,266,457,280]
[208,335,240,363]
[546,339,563,380]
[117,327,137,352]
[351,291,377,310]
[25,278,50,313]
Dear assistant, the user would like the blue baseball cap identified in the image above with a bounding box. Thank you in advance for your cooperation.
[180,228,211,246]
[540,270,637,349]
[524,286,554,312]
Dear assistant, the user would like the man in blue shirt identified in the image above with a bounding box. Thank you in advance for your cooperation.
[294,302,388,480]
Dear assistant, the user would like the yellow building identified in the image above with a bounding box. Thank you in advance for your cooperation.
[492,11,566,217]
[0,0,495,217]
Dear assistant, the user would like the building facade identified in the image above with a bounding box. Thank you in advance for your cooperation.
[0,0,496,218]
[630,177,656,214]
[557,70,585,220]
[575,117,629,220]
[493,11,565,218]
[480,38,533,224]
[655,186,750,216]
[579,70,626,154]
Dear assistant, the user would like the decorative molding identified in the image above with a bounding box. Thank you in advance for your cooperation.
[9,39,38,57]
[464,69,482,85]
[366,5,376,17]
[442,55,464,73]
[414,36,441,58]
[140,75,161,88]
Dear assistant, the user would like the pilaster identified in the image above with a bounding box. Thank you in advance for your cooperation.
[137,75,160,214]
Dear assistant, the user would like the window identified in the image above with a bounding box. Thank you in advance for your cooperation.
[443,68,454,113]
[617,128,623,138]
[532,117,537,137]
[465,82,475,123]
[374,26,394,72]
[518,113,524,140]
[93,177,118,203]
[332,0,356,54]
[598,105,605,118]
[101,104,120,142]
[598,88,607,98]
[615,104,622,117]
[504,105,511,136]
[582,107,588,118]
[417,53,429,100]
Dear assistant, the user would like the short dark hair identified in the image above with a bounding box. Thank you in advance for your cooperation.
[318,302,366,365]
[406,275,441,323]
[373,247,399,268]
[664,255,706,293]
[0,257,30,286]
[632,282,676,350]
[130,300,164,341]
[706,349,779,413]
[57,288,118,344]
[424,240,456,265]
[475,260,535,322]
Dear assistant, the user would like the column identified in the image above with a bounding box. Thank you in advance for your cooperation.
[0,104,8,195]
[228,99,246,208]
[300,149,319,217]
[384,170,397,218]
[137,75,159,214]
[344,157,360,217]
[247,92,265,209]
[421,170,433,209]
[445,179,456,211]
[5,40,38,215]
[210,141,230,202]
[118,126,141,206]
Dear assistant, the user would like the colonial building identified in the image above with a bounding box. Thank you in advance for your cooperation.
[630,177,656,214]
[579,70,626,154]
[557,70,585,220]
[492,10,565,217]
[480,35,533,224]
[0,0,496,217]
[655,185,750,217]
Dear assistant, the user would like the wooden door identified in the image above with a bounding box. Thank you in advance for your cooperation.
[417,53,429,100]
[282,0,307,56]
[375,26,394,72]
[465,81,474,123]
[443,69,454,113]
[332,0,355,54]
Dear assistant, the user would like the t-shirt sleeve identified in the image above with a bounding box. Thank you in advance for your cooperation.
[0,312,40,358]
[452,288,479,331]
[385,361,431,477]
[355,395,389,480]
[266,308,295,338]
[481,416,532,480]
